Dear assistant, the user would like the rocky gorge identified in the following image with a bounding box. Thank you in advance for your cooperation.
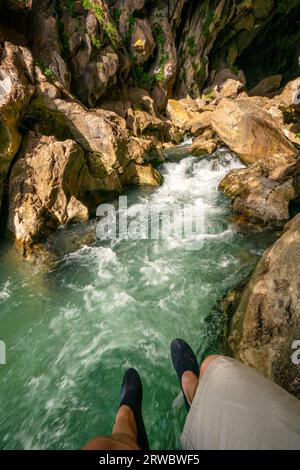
[0,0,300,432]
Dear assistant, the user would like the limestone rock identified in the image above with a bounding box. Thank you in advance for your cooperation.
[211,68,247,88]
[211,98,298,165]
[270,77,300,113]
[30,73,163,194]
[8,134,90,256]
[214,78,245,100]
[166,99,202,131]
[0,42,35,212]
[130,19,155,65]
[191,130,219,156]
[117,0,147,37]
[249,75,282,97]
[229,214,300,398]
[219,154,298,226]
[30,0,70,89]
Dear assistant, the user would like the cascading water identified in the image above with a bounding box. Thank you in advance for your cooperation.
[0,148,275,449]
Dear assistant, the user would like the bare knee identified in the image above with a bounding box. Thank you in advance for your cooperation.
[83,437,116,450]
[200,354,223,379]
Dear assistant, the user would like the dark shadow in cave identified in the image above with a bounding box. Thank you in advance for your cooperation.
[236,4,300,89]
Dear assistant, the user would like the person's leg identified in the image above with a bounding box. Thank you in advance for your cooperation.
[83,405,139,450]
[181,354,222,406]
[171,339,223,407]
[84,369,149,450]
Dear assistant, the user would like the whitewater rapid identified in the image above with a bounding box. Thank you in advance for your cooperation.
[0,149,272,450]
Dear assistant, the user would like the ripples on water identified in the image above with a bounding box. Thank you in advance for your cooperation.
[0,150,275,449]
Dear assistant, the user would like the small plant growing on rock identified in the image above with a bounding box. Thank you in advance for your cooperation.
[125,16,136,47]
[81,0,120,49]
[203,87,214,101]
[186,36,196,56]
[230,65,239,76]
[153,23,165,47]
[131,58,150,87]
[113,9,121,23]
[67,0,76,17]
[92,35,101,49]
[154,70,165,82]
[36,60,54,80]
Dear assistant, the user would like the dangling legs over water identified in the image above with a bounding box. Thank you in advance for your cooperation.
[84,368,149,451]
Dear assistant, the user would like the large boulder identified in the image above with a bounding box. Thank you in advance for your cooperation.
[219,154,299,226]
[229,214,300,399]
[211,98,297,165]
[191,130,219,156]
[8,133,89,256]
[249,75,282,97]
[0,42,35,213]
[166,99,202,130]
[270,77,300,113]
[29,71,162,190]
[219,164,295,226]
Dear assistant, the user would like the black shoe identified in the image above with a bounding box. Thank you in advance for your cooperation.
[171,339,199,411]
[119,368,149,450]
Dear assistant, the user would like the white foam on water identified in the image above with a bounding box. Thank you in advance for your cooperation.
[1,146,267,451]
[0,280,11,302]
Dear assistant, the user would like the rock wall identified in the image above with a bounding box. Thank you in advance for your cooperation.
[229,215,300,399]
[0,0,299,257]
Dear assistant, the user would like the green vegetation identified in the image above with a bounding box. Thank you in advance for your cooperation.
[67,0,76,17]
[81,0,120,48]
[186,36,196,56]
[203,87,214,101]
[295,133,300,138]
[159,51,168,68]
[193,57,207,89]
[131,59,150,87]
[55,2,71,58]
[113,9,121,23]
[125,16,137,47]
[153,23,165,47]
[92,36,101,49]
[230,65,239,76]
[36,60,54,80]
[153,70,165,82]
[202,9,214,37]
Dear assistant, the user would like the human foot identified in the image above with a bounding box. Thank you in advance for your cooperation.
[171,339,199,411]
[119,368,149,450]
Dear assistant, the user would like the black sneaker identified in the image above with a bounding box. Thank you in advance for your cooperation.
[119,368,149,450]
[171,339,199,411]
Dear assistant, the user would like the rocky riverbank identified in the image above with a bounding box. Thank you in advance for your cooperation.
[0,1,300,398]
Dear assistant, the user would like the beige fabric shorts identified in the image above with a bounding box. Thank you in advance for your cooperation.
[181,357,300,450]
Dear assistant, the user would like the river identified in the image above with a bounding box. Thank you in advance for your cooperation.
[0,146,275,449]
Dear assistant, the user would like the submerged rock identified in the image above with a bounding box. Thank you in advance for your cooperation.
[229,214,300,399]
[191,130,219,156]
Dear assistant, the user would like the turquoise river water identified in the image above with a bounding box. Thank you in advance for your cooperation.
[0,147,275,449]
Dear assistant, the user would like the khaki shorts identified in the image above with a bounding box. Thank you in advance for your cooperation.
[181,357,300,450]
